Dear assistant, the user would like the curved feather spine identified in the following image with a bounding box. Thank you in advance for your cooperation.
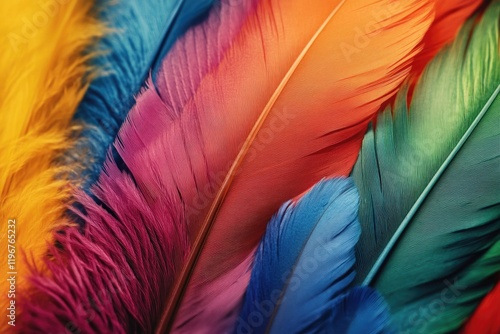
[363,84,500,286]
[352,2,500,331]
[159,1,349,328]
[154,0,433,331]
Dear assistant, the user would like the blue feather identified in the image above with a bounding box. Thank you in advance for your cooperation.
[236,178,382,334]
[67,0,213,190]
[329,287,393,334]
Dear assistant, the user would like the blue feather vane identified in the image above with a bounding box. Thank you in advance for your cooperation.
[66,0,214,190]
[237,178,392,334]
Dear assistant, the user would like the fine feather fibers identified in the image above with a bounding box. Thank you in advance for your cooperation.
[353,0,500,285]
[462,283,500,334]
[373,95,500,333]
[328,287,393,334]
[352,2,500,333]
[0,0,102,331]
[269,179,361,333]
[238,179,392,334]
[379,0,481,108]
[20,1,259,332]
[22,162,187,333]
[23,0,434,333]
[151,0,432,331]
[238,178,361,333]
[408,0,481,82]
[66,0,214,191]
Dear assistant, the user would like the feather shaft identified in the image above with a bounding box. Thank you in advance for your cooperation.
[19,1,259,331]
[352,3,500,331]
[157,0,433,331]
[363,83,500,286]
[159,2,350,329]
[20,0,434,332]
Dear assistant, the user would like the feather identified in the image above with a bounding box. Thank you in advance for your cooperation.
[327,287,393,334]
[0,0,102,330]
[67,0,214,190]
[409,0,481,82]
[153,1,432,331]
[22,0,434,332]
[237,178,361,333]
[238,178,392,334]
[19,1,260,332]
[351,2,500,332]
[461,283,500,334]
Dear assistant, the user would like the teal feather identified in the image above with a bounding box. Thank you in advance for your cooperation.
[352,2,500,333]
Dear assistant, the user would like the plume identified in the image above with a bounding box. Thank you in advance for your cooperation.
[237,178,392,334]
[153,0,432,331]
[352,2,500,332]
[462,283,500,334]
[18,1,261,332]
[0,0,102,331]
[22,0,434,332]
[67,0,214,190]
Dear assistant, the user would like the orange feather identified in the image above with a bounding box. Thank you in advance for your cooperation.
[135,0,435,332]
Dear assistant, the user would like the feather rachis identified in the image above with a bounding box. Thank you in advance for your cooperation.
[353,2,500,332]
[161,0,433,331]
[20,1,259,331]
[20,0,435,332]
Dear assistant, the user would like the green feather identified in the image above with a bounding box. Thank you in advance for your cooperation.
[352,2,500,333]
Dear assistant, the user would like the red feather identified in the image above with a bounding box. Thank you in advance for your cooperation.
[410,0,481,84]
[462,283,500,334]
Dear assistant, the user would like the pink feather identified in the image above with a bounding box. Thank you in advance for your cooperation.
[20,1,256,332]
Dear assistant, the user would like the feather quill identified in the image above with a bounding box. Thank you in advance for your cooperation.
[352,2,500,332]
[154,1,433,331]
[0,1,102,330]
[22,0,434,332]
[461,283,500,334]
[67,0,214,190]
[237,178,392,334]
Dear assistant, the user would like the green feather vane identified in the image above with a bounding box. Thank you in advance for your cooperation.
[352,2,500,333]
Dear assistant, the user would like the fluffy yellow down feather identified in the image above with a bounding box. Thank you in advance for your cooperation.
[0,0,102,328]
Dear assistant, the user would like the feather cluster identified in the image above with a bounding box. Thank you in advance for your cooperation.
[0,0,497,333]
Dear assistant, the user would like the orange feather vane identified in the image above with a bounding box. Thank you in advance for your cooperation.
[15,0,437,332]
[143,0,435,332]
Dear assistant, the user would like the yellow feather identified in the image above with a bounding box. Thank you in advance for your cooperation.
[0,0,103,327]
